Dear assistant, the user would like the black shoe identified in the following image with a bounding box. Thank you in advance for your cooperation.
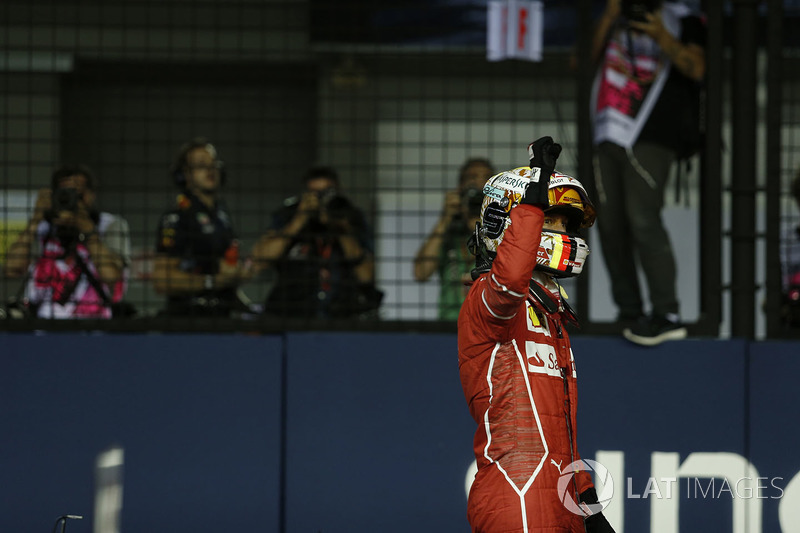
[623,315,687,346]
[610,311,644,334]
[616,311,644,325]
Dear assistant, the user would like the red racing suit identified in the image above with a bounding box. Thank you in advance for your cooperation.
[458,203,593,533]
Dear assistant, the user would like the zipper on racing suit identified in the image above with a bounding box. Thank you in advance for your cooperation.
[554,320,576,468]
[556,319,588,530]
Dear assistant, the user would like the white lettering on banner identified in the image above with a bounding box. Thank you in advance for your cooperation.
[779,473,800,532]
[650,452,762,533]
[596,451,624,532]
[465,459,478,498]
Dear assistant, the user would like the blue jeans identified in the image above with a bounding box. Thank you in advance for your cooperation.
[593,141,680,318]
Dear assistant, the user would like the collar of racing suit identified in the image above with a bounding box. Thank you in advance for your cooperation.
[528,272,579,326]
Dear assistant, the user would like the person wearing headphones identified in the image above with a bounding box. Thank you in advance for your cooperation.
[3,164,131,318]
[152,137,253,317]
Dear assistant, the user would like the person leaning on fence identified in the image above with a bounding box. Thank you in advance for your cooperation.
[458,137,614,533]
[251,166,382,319]
[152,137,255,318]
[590,0,706,346]
[413,157,495,320]
[3,164,131,319]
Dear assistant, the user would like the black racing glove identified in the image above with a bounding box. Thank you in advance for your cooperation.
[580,488,616,533]
[522,136,562,207]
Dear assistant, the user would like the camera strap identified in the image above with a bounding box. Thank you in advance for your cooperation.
[73,252,113,307]
[51,245,112,308]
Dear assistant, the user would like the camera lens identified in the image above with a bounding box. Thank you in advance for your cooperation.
[462,187,484,217]
[53,187,81,212]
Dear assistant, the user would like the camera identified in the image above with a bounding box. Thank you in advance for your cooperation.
[622,0,661,24]
[52,187,82,213]
[316,188,357,225]
[461,187,484,218]
[44,187,82,226]
[45,187,85,244]
[316,187,340,208]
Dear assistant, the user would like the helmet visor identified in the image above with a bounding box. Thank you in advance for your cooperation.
[546,186,587,232]
[546,180,596,230]
[548,186,583,210]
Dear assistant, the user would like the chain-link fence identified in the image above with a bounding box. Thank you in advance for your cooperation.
[0,1,797,337]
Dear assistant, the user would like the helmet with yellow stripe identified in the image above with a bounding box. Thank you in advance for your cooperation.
[546,173,596,232]
[473,167,595,278]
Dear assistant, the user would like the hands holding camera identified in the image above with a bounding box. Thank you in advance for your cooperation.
[604,0,704,82]
[31,185,98,241]
[294,188,358,234]
[50,190,97,236]
[440,190,464,226]
[602,0,666,41]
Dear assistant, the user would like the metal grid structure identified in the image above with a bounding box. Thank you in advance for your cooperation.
[769,0,800,338]
[0,0,797,337]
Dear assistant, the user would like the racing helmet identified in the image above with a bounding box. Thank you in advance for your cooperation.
[475,167,595,278]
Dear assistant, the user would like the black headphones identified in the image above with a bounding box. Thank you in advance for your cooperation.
[170,137,227,188]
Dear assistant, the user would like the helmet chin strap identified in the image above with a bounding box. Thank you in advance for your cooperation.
[468,221,496,280]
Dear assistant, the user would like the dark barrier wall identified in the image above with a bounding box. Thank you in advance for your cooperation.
[2,333,799,533]
[749,343,800,533]
[284,333,474,532]
[1,334,284,533]
[574,338,749,532]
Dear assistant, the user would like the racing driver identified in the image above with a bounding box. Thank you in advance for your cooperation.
[458,136,615,533]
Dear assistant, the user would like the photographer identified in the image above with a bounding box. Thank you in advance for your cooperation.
[590,0,706,345]
[413,157,495,320]
[3,164,130,319]
[252,166,380,319]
